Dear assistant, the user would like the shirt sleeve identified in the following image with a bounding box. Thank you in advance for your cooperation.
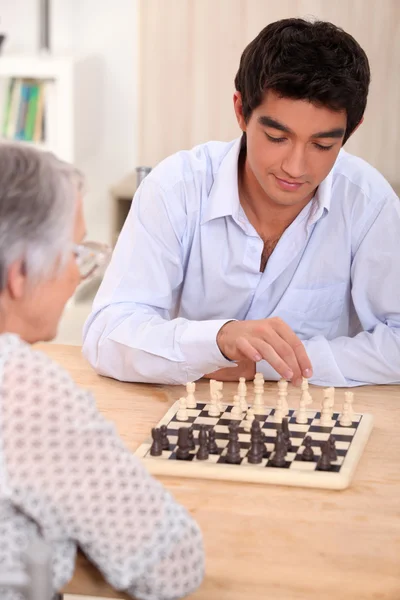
[0,346,204,600]
[82,176,234,384]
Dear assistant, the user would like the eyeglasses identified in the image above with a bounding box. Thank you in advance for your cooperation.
[72,241,112,280]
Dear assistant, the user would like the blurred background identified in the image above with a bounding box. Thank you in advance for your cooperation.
[0,0,399,349]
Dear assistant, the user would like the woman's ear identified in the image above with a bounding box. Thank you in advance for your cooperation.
[7,260,28,300]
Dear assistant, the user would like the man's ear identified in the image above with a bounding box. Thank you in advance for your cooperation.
[233,91,247,132]
[7,260,27,300]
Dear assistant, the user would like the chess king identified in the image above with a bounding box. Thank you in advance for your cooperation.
[83,18,400,388]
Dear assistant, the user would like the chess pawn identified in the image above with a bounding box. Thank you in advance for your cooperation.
[216,381,224,411]
[244,407,255,431]
[226,422,241,464]
[208,392,221,417]
[253,379,264,414]
[296,390,311,424]
[150,428,163,456]
[274,395,284,424]
[207,429,219,454]
[196,425,209,460]
[231,394,243,418]
[301,435,314,461]
[320,392,333,427]
[238,376,247,410]
[160,424,170,451]
[186,382,196,409]
[277,379,289,417]
[340,391,354,426]
[176,397,189,421]
[317,441,332,471]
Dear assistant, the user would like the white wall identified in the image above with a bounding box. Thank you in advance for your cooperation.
[0,0,139,243]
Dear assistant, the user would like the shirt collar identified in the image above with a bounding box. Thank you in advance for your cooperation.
[201,138,242,225]
[201,139,341,225]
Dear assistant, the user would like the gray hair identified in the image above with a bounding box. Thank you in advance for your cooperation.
[0,143,84,291]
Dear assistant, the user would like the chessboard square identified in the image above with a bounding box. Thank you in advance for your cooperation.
[206,454,220,463]
[221,409,242,420]
[309,423,334,433]
[216,418,235,427]
[193,416,219,426]
[290,437,303,447]
[217,439,229,448]
[238,433,251,443]
[293,451,318,463]
[170,452,196,461]
[214,424,229,435]
[286,452,297,461]
[195,402,207,410]
[262,421,279,430]
[242,458,268,467]
[266,459,291,469]
[263,435,278,445]
[331,426,356,437]
[168,435,178,446]
[187,409,202,418]
[335,441,351,451]
[290,460,316,471]
[167,421,191,430]
[307,432,330,442]
[288,423,311,433]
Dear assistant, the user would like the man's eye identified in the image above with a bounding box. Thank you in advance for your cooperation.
[265,133,286,144]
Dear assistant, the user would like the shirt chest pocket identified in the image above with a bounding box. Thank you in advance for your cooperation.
[276,282,346,337]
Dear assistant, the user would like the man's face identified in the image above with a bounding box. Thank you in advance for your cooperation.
[234,90,347,208]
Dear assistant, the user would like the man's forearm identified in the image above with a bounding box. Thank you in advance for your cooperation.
[82,304,236,384]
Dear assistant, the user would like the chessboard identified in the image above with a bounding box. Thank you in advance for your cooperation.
[135,381,373,490]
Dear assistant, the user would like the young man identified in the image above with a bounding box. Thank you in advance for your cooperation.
[83,18,400,387]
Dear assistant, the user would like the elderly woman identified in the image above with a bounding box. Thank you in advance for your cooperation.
[0,144,204,599]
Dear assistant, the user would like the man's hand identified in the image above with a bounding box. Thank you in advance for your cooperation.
[217,318,312,385]
[204,360,256,382]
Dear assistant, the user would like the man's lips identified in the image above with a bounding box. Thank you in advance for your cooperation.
[274,175,305,191]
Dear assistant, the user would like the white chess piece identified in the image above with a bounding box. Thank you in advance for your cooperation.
[216,381,224,411]
[238,377,247,411]
[296,387,312,424]
[277,379,289,417]
[176,397,189,421]
[208,392,221,417]
[253,376,264,414]
[231,394,243,417]
[340,391,354,426]
[274,395,284,424]
[320,389,334,426]
[244,407,255,431]
[186,382,196,409]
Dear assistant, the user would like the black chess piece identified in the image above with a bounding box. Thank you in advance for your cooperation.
[248,420,264,464]
[176,427,191,460]
[226,422,241,464]
[302,435,315,461]
[207,428,219,454]
[188,426,195,450]
[160,425,170,451]
[329,435,337,461]
[150,428,163,456]
[270,430,287,467]
[281,417,293,452]
[317,441,332,471]
[196,425,209,460]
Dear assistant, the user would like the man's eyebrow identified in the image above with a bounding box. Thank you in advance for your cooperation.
[258,115,345,139]
[258,116,292,133]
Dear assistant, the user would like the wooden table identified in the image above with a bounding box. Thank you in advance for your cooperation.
[37,344,400,600]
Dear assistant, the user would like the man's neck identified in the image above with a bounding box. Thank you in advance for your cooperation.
[238,150,315,239]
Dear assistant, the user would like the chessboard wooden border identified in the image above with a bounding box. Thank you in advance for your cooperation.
[135,401,374,490]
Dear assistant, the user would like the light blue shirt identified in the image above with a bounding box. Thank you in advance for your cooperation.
[83,138,400,387]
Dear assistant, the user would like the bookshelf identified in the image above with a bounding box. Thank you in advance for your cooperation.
[0,53,102,163]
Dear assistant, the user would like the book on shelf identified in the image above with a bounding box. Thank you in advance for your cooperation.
[2,77,48,144]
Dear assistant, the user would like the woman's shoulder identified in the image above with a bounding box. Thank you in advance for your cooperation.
[0,334,94,416]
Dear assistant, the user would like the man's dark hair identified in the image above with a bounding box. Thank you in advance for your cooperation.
[234,18,370,144]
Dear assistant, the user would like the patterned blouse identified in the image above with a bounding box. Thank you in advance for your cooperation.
[0,334,204,599]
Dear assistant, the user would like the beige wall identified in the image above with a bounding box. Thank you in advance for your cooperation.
[138,0,400,183]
